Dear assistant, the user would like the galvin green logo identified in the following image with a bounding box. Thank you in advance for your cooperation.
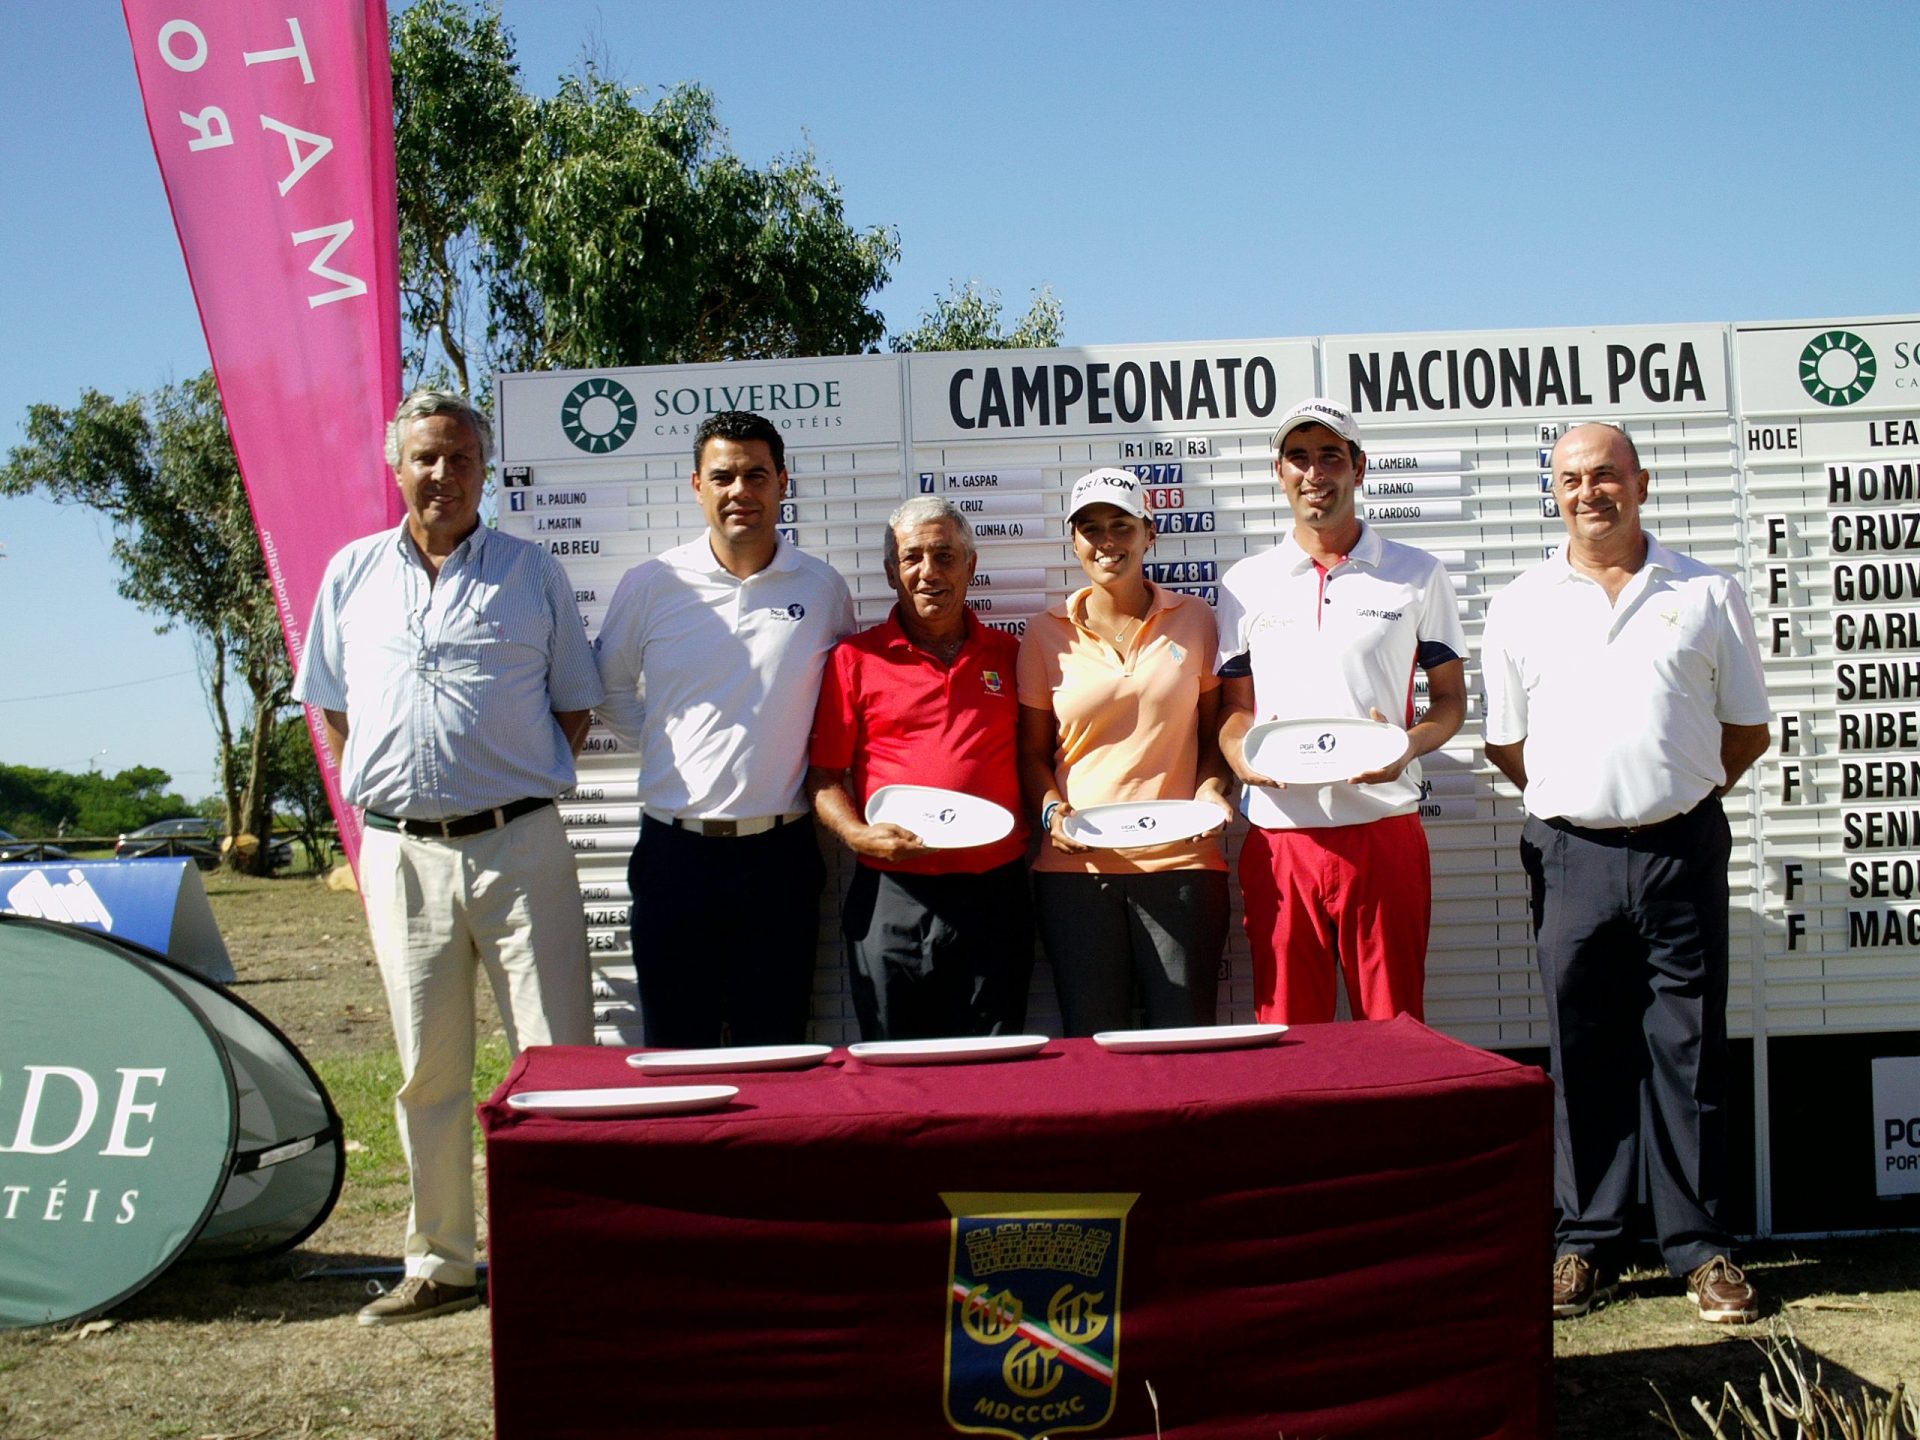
[1799,330,1877,407]
[561,378,638,452]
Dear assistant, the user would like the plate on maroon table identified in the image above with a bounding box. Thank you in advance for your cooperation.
[1092,1024,1288,1054]
[846,1035,1049,1065]
[506,1085,738,1117]
[627,1045,831,1076]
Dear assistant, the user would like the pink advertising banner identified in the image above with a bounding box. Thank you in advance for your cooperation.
[122,0,403,866]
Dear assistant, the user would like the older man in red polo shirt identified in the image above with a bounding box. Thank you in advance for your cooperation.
[807,496,1032,1041]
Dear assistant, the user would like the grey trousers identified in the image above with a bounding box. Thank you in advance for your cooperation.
[1522,797,1734,1276]
[1034,869,1228,1036]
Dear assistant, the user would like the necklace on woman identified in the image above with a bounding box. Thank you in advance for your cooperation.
[1086,593,1147,653]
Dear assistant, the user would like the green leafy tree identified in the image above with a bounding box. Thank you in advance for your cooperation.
[0,374,288,872]
[392,3,901,381]
[0,763,190,838]
[259,712,334,869]
[391,0,527,395]
[890,280,1065,353]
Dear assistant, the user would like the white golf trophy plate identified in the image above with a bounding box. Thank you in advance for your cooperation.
[1060,799,1227,849]
[628,1045,832,1076]
[1243,717,1408,784]
[865,785,1015,849]
[1093,1024,1289,1054]
[506,1085,738,1118]
[846,1035,1050,1066]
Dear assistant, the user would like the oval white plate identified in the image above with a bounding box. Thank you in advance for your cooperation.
[506,1085,738,1117]
[847,1034,1049,1065]
[1061,799,1228,848]
[865,785,1015,849]
[1243,717,1408,784]
[627,1044,831,1076]
[1093,1023,1289,1054]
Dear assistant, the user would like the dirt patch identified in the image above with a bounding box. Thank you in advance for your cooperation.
[206,873,505,1060]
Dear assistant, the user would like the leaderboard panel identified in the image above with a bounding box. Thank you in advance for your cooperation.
[497,356,912,1041]
[1736,316,1920,1034]
[903,340,1319,1028]
[491,315,1920,1064]
[1322,324,1747,1048]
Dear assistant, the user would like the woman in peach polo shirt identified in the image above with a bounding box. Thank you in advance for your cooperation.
[1017,468,1235,1035]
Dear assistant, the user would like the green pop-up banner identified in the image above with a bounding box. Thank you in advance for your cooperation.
[0,915,343,1328]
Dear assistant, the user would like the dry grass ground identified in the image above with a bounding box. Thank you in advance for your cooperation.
[3,874,1917,1438]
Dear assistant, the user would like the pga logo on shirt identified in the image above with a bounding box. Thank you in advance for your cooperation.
[766,603,807,622]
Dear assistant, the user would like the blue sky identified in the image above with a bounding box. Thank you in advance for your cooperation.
[2,0,1915,805]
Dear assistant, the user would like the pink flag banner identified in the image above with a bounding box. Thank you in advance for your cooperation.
[122,0,403,868]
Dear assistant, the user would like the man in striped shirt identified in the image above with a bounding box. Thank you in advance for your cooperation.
[295,390,602,1326]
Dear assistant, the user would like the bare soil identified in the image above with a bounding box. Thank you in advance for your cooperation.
[2,875,1917,1438]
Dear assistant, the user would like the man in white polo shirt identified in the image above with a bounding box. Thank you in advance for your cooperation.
[1482,421,1770,1326]
[596,411,855,1047]
[1217,398,1468,1025]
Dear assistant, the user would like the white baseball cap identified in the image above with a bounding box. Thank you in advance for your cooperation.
[1272,397,1364,454]
[1067,468,1151,520]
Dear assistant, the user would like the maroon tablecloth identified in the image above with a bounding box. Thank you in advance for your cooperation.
[481,1016,1552,1439]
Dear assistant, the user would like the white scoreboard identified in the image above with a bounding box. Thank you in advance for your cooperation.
[497,317,1920,1216]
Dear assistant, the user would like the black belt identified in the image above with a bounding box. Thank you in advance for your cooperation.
[364,796,551,839]
[1542,794,1719,843]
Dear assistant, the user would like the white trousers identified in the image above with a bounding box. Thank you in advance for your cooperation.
[359,803,590,1284]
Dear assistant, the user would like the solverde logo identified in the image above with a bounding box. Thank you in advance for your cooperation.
[561,377,638,453]
[1799,330,1878,407]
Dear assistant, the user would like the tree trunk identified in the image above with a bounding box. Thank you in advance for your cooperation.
[235,651,282,876]
[202,630,250,870]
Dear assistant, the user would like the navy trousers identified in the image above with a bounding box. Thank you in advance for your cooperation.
[629,815,824,1048]
[1521,797,1734,1277]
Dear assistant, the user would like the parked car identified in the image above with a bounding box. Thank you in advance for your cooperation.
[0,828,72,863]
[115,817,293,871]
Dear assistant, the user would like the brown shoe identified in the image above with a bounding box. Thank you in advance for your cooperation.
[1686,1256,1759,1324]
[1551,1253,1615,1319]
[356,1276,480,1327]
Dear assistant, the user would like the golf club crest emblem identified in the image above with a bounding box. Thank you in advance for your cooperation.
[941,1192,1136,1439]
